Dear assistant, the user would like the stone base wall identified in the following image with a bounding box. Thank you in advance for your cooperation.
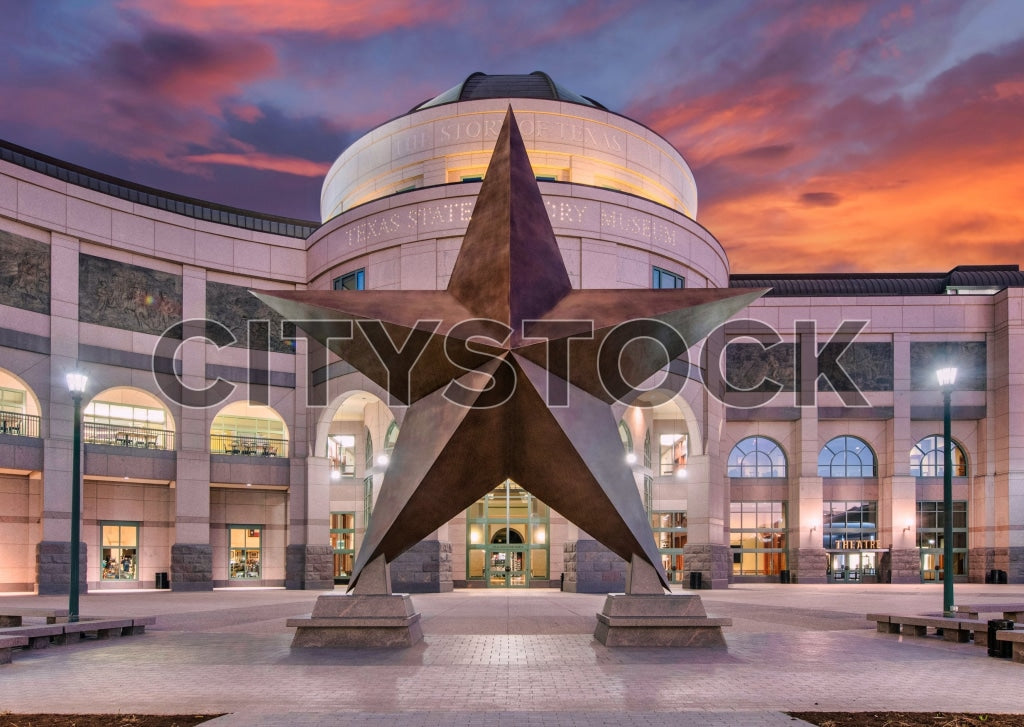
[969,547,997,583]
[886,548,921,584]
[391,540,453,593]
[562,540,625,593]
[171,543,213,591]
[789,548,828,584]
[36,541,87,596]
[1010,546,1024,584]
[285,544,335,590]
[681,544,732,589]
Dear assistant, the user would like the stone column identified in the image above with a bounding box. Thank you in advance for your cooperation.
[170,266,212,591]
[286,455,333,589]
[884,334,919,583]
[37,233,86,595]
[791,402,825,583]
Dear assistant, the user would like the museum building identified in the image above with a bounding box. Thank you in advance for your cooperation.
[0,71,1022,594]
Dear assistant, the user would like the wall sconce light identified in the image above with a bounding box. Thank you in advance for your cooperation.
[903,521,913,533]
[809,523,818,534]
[625,452,637,464]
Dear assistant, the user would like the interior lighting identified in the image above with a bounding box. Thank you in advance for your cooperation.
[675,467,687,479]
[625,452,637,464]
[376,454,390,467]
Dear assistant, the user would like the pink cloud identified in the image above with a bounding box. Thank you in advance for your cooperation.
[182,151,330,176]
[121,0,461,38]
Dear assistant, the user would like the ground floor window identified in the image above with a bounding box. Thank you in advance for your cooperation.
[917,500,967,580]
[466,480,549,587]
[100,522,138,580]
[362,476,374,526]
[330,512,355,581]
[651,511,687,582]
[730,501,787,576]
[229,526,262,579]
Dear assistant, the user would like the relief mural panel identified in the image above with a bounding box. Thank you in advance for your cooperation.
[910,341,986,390]
[0,230,50,314]
[206,281,294,355]
[78,254,182,336]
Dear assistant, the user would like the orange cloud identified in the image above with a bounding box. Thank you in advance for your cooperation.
[122,0,459,37]
[182,151,331,176]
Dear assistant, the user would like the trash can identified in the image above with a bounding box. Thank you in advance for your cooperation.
[689,571,702,590]
[155,572,169,589]
[988,619,1014,658]
[779,569,791,584]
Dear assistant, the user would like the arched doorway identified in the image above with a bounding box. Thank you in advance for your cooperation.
[466,479,549,587]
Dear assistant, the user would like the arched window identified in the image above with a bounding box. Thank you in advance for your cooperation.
[818,436,876,477]
[727,436,787,478]
[384,421,399,456]
[643,430,652,469]
[910,435,967,477]
[618,421,632,455]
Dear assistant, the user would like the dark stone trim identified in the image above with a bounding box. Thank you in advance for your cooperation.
[79,343,180,374]
[910,405,986,421]
[205,363,295,388]
[818,406,894,420]
[725,407,802,421]
[0,327,50,355]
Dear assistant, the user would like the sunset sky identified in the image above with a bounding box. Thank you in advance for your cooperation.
[2,0,1022,273]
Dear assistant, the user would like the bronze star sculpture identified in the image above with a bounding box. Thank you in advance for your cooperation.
[255,108,762,595]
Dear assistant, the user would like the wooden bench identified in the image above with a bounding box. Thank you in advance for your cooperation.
[952,603,1024,621]
[0,635,29,664]
[994,630,1024,662]
[0,608,71,627]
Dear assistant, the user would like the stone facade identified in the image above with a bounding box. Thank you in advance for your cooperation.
[35,541,87,596]
[391,540,453,593]
[887,548,923,584]
[170,543,213,592]
[788,548,828,584]
[563,539,626,593]
[285,544,334,590]
[682,544,732,590]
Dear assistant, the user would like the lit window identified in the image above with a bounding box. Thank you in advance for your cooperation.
[228,526,261,579]
[728,436,787,478]
[659,433,687,475]
[818,436,876,477]
[330,512,356,581]
[100,522,138,581]
[653,267,684,289]
[333,269,365,291]
[910,435,967,477]
[730,501,787,576]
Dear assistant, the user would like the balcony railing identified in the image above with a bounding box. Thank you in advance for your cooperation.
[212,435,288,458]
[84,422,176,451]
[0,410,41,438]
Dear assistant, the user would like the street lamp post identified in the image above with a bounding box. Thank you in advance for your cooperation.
[66,371,88,623]
[936,366,958,616]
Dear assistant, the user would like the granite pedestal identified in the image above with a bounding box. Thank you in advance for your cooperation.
[593,556,731,647]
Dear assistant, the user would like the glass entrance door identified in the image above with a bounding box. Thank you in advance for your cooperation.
[487,547,527,587]
[466,479,550,587]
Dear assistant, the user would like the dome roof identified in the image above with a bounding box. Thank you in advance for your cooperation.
[412,71,607,112]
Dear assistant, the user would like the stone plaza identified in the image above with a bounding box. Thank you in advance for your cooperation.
[1,582,1023,725]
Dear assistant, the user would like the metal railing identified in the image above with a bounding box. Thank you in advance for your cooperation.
[0,410,41,438]
[83,422,176,451]
[212,435,288,458]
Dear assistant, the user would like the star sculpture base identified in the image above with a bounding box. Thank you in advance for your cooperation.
[592,556,730,647]
[287,557,423,648]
